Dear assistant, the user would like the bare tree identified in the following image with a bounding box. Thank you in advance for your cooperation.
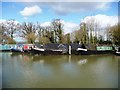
[21,22,37,43]
[0,24,4,43]
[80,22,88,44]
[0,24,6,43]
[3,19,19,39]
[51,19,64,43]
[106,24,112,41]
[109,23,120,45]
[22,22,37,35]
[37,24,53,43]
[39,36,50,44]
[37,19,64,44]
[63,33,71,44]
[84,17,100,45]
[73,30,81,43]
[1,20,20,43]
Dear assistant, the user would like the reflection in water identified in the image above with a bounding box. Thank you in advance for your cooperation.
[68,55,71,63]
[77,59,87,65]
[2,52,118,88]
[39,60,44,64]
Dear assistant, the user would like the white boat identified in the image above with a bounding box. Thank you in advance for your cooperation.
[33,47,45,51]
[115,47,120,56]
[31,47,45,54]
[77,48,87,51]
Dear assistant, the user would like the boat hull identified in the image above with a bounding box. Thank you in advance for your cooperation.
[76,50,115,55]
[114,52,120,56]
[0,50,11,52]
[11,49,23,53]
[45,50,65,55]
[30,48,45,55]
[31,48,66,55]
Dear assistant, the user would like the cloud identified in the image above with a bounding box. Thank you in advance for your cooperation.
[96,2,110,10]
[30,2,114,15]
[62,21,79,34]
[0,19,19,25]
[2,1,117,16]
[0,19,7,24]
[81,14,118,40]
[40,22,51,27]
[20,5,42,17]
[40,20,79,34]
[51,2,113,15]
[81,14,118,28]
[24,2,112,15]
[19,2,113,15]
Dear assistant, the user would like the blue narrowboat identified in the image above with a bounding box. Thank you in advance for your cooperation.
[11,44,24,52]
[0,44,15,51]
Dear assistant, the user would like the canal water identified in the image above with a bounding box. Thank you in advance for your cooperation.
[1,52,119,88]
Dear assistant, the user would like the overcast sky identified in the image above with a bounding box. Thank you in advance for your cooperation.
[0,0,118,41]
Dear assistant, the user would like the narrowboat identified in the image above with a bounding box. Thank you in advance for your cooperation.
[30,44,67,55]
[0,44,16,52]
[23,44,34,53]
[76,45,115,55]
[11,44,24,52]
[115,47,120,56]
[30,47,45,54]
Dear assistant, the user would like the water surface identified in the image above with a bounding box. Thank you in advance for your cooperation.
[1,52,119,88]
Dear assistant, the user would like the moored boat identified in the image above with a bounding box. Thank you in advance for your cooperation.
[115,47,120,56]
[11,44,23,52]
[76,45,115,55]
[30,44,67,55]
[23,44,34,53]
[30,47,45,54]
[0,44,12,51]
[115,51,120,56]
[45,49,66,55]
[30,47,66,55]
